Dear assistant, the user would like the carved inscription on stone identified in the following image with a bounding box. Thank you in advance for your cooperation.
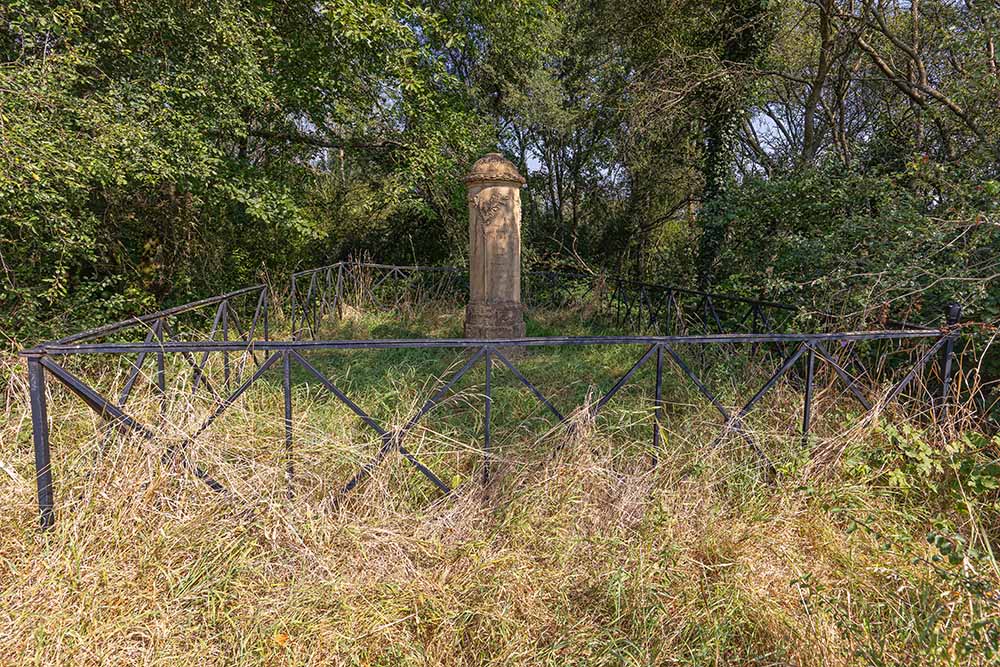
[463,154,526,338]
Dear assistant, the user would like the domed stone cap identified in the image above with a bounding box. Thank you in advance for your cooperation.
[464,152,526,186]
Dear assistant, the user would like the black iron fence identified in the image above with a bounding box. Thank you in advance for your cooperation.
[20,263,969,530]
[288,262,807,340]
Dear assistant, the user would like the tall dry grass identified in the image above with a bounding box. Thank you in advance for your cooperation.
[1,306,997,666]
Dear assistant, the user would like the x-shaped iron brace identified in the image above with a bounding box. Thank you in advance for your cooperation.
[40,332,950,509]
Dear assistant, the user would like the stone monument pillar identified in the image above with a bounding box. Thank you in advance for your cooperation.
[463,153,526,338]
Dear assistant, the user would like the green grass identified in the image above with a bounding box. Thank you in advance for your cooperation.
[1,303,998,666]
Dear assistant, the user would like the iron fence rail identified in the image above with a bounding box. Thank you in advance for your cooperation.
[19,262,966,530]
[287,262,937,343]
[287,262,805,341]
[47,284,269,346]
[32,329,944,355]
[22,327,960,530]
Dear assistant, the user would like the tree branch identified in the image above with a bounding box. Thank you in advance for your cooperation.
[244,129,402,152]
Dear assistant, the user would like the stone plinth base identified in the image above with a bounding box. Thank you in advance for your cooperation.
[464,301,525,339]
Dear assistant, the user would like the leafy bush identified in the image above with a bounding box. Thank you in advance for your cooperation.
[702,162,1000,326]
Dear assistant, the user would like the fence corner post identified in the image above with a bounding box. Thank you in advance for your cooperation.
[27,355,55,530]
[653,344,663,463]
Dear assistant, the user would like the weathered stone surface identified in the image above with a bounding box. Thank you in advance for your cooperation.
[463,153,526,339]
[463,153,527,187]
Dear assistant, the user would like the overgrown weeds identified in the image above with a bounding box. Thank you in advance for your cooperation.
[1,307,998,666]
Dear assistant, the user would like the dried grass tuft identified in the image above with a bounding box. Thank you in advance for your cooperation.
[1,314,996,666]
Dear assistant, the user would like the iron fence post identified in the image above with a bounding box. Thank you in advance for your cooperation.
[283,351,293,499]
[305,272,318,339]
[28,356,54,530]
[334,263,344,321]
[653,344,663,463]
[290,276,298,341]
[751,305,760,357]
[323,267,332,321]
[664,291,674,336]
[263,289,270,341]
[940,303,961,416]
[222,301,230,388]
[484,347,492,485]
[802,346,815,448]
[156,318,166,415]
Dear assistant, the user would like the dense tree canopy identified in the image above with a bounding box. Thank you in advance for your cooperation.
[1,0,998,346]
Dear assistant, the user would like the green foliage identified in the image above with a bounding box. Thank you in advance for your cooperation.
[797,426,1000,666]
[0,0,502,346]
[700,162,1000,323]
[871,424,1000,505]
[2,0,999,354]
